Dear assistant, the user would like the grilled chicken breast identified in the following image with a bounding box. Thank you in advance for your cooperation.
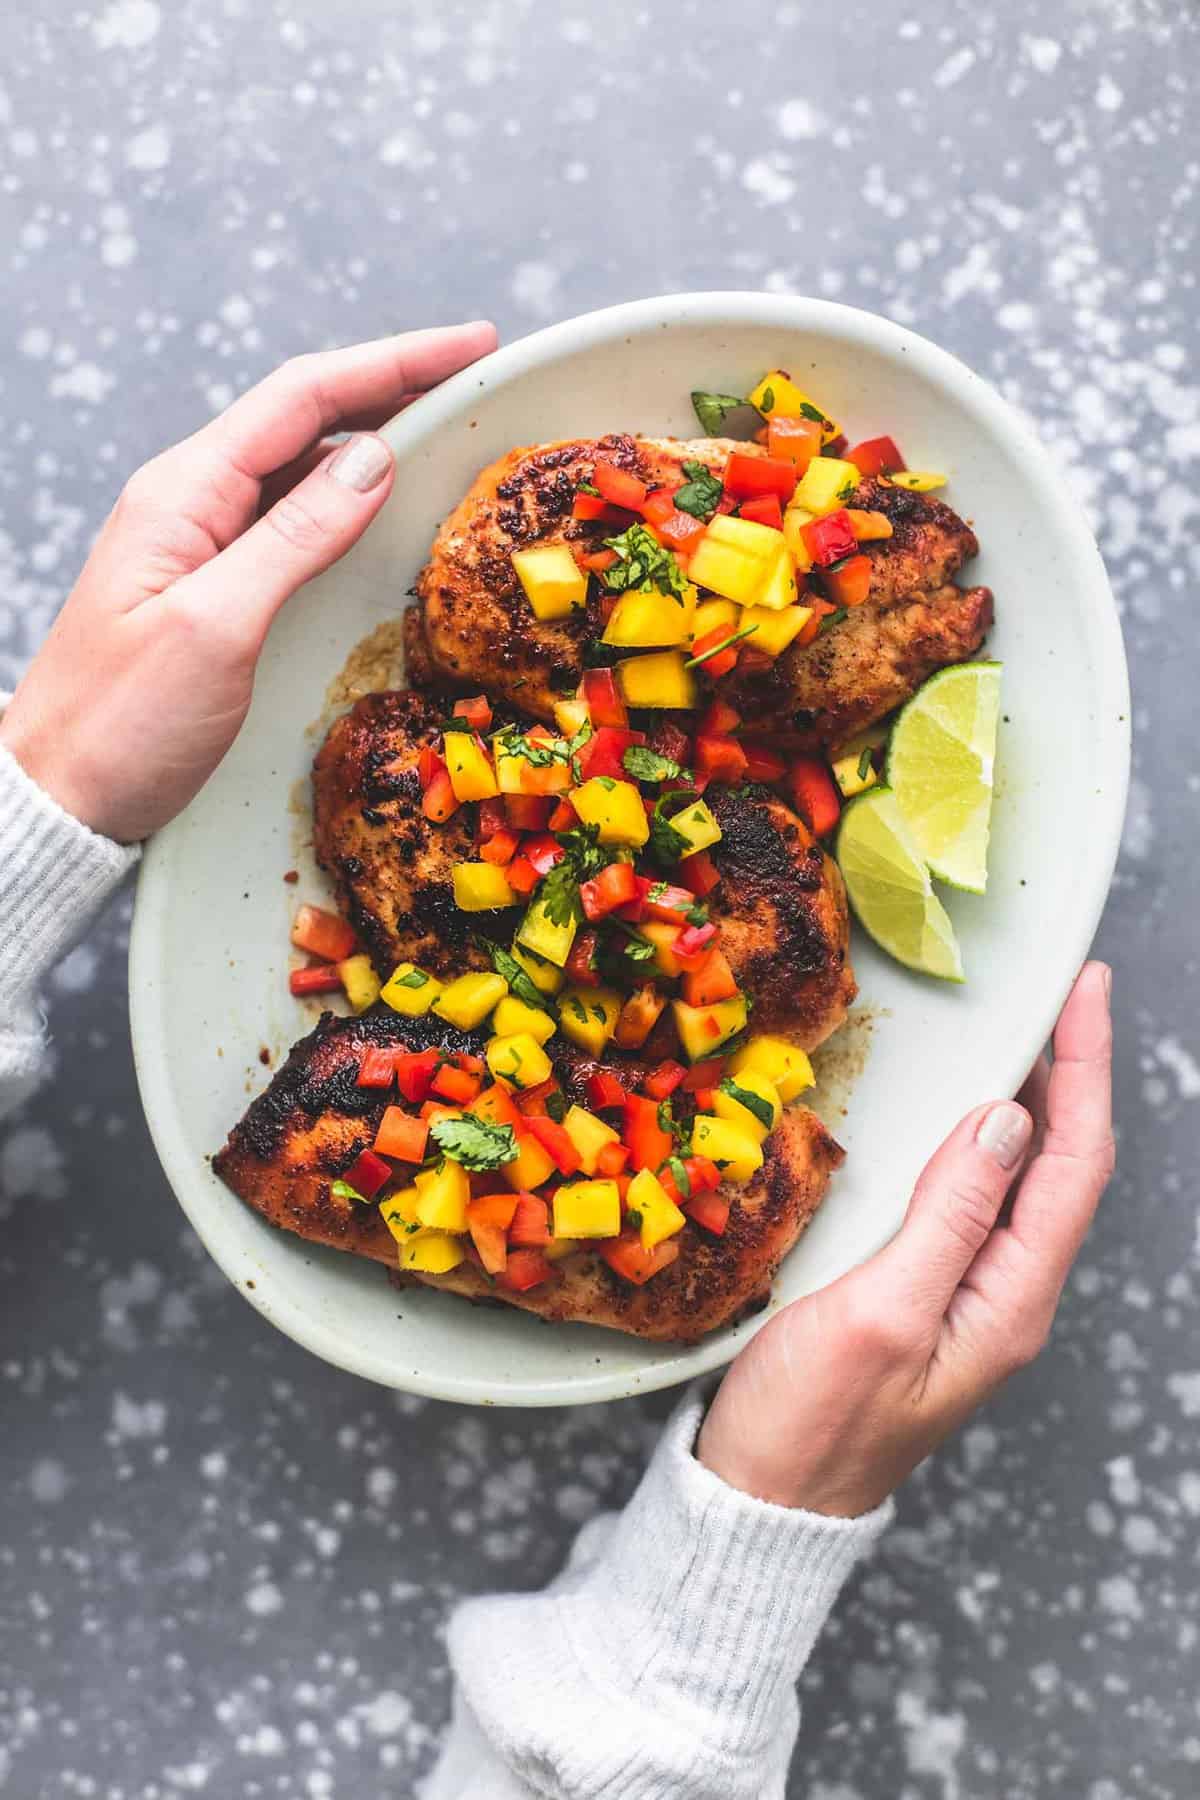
[312,689,855,1051]
[213,1007,843,1343]
[410,436,991,745]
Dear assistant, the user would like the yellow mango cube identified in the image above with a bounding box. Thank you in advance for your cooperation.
[692,597,739,641]
[707,512,786,558]
[687,535,763,606]
[544,1235,581,1262]
[553,697,591,737]
[746,371,839,442]
[517,897,577,968]
[729,1034,815,1103]
[831,744,879,798]
[511,544,588,620]
[889,470,947,492]
[414,1160,471,1233]
[380,962,442,1016]
[337,953,381,1015]
[510,939,565,994]
[626,1167,686,1251]
[502,1132,557,1192]
[453,863,518,912]
[791,457,861,517]
[672,993,749,1062]
[558,986,622,1056]
[783,507,815,573]
[552,1178,621,1240]
[571,778,649,848]
[671,798,723,859]
[444,731,499,802]
[712,1069,782,1144]
[602,585,696,648]
[637,920,686,978]
[689,1115,763,1184]
[561,1104,619,1174]
[399,1230,466,1274]
[486,1032,553,1091]
[379,1187,420,1242]
[753,548,800,613]
[492,995,556,1043]
[433,971,509,1031]
[616,650,698,710]
[494,730,572,795]
[741,603,813,658]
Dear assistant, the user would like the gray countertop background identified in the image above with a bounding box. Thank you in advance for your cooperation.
[1,2,1197,1795]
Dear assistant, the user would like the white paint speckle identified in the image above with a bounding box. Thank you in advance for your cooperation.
[92,0,161,51]
[126,123,171,170]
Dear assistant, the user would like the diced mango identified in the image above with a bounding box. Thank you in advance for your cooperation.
[552,1178,621,1240]
[494,731,572,795]
[671,798,723,859]
[707,512,787,558]
[846,508,894,542]
[602,585,696,648]
[379,1187,420,1243]
[469,1082,520,1126]
[888,470,947,492]
[414,1160,471,1233]
[791,457,860,517]
[562,1104,619,1174]
[689,513,782,607]
[486,1032,553,1091]
[511,544,588,620]
[544,1235,581,1262]
[338,953,381,1014]
[729,1034,815,1103]
[672,993,749,1062]
[433,971,509,1031]
[741,603,813,658]
[453,863,518,912]
[517,897,577,968]
[783,507,815,573]
[616,650,698,710]
[444,731,499,802]
[692,597,739,641]
[753,548,800,613]
[380,962,442,1016]
[712,1069,782,1144]
[626,1167,686,1252]
[553,697,591,737]
[399,1229,466,1274]
[571,777,649,848]
[637,919,686,978]
[689,1114,763,1184]
[831,744,879,798]
[558,986,622,1057]
[510,939,565,994]
[492,995,556,1043]
[746,371,839,442]
[502,1131,557,1192]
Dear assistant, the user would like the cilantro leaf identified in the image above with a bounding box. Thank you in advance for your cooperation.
[819,607,848,635]
[489,944,552,1015]
[601,524,688,600]
[798,400,826,424]
[647,790,699,864]
[623,745,687,785]
[667,1155,692,1199]
[538,824,605,928]
[683,624,758,669]
[576,479,601,497]
[691,389,750,436]
[394,969,430,990]
[495,726,569,770]
[331,1178,366,1202]
[440,716,475,734]
[719,1077,775,1132]
[857,747,874,781]
[430,1114,518,1172]
[759,384,775,414]
[672,460,723,522]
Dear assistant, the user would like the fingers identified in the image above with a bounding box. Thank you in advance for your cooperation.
[165,434,395,651]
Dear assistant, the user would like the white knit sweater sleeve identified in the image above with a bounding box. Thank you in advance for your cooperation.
[425,1384,893,1800]
[0,721,139,1117]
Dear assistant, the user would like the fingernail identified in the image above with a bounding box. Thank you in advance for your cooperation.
[1101,963,1113,1001]
[327,433,393,493]
[976,1102,1032,1170]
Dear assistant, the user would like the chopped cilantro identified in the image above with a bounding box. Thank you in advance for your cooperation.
[759,384,776,414]
[577,478,601,497]
[672,460,723,522]
[331,1178,366,1202]
[440,716,474,734]
[667,1155,692,1199]
[684,624,758,670]
[495,726,570,769]
[719,1077,774,1132]
[625,1207,644,1231]
[691,389,750,436]
[544,1089,567,1123]
[488,944,551,1015]
[600,524,689,600]
[430,1114,518,1171]
[623,745,687,785]
[819,607,848,635]
[623,935,656,963]
[798,400,826,424]
[857,747,874,781]
[395,969,429,990]
[647,790,699,865]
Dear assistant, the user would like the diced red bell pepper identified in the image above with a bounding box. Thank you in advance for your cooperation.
[740,740,788,784]
[417,744,445,789]
[692,1086,719,1110]
[579,860,639,921]
[640,880,695,924]
[681,1056,727,1092]
[845,434,905,477]
[453,694,493,731]
[576,548,619,574]
[642,1060,686,1101]
[588,1070,627,1111]
[593,461,648,511]
[674,920,718,960]
[291,904,357,964]
[547,797,577,830]
[497,1247,557,1292]
[738,492,784,531]
[340,1148,392,1200]
[599,1233,681,1286]
[515,1077,561,1118]
[685,1192,731,1235]
[822,552,872,608]
[523,834,566,877]
[681,947,739,1007]
[623,1093,674,1173]
[789,756,842,837]
[356,1047,398,1089]
[289,965,344,997]
[802,509,857,569]
[596,1141,630,1177]
[678,850,720,899]
[723,450,797,503]
[652,508,707,557]
[373,1107,430,1164]
[640,488,676,526]
[480,828,520,866]
[527,1115,583,1176]
[466,1192,519,1275]
[689,626,742,680]
[580,667,629,729]
[699,698,741,737]
[502,793,554,832]
[478,796,508,839]
[766,415,822,470]
[565,931,600,987]
[694,734,748,784]
[422,767,460,824]
[794,595,838,649]
[432,1062,483,1105]
[507,1193,551,1248]
[504,855,540,897]
[394,1047,440,1104]
[571,492,628,524]
[575,725,644,783]
[684,1154,721,1191]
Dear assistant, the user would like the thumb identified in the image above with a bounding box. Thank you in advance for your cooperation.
[169,433,395,647]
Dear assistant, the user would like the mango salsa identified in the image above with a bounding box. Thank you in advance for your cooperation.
[453,863,518,912]
[380,962,442,1016]
[433,971,508,1030]
[414,1160,471,1233]
[692,596,739,641]
[626,1167,686,1251]
[616,650,698,711]
[671,798,723,859]
[689,1114,763,1184]
[753,548,800,613]
[444,731,499,802]
[571,777,649,848]
[558,986,622,1056]
[741,602,812,658]
[552,1178,621,1240]
[688,514,782,607]
[602,585,696,648]
[486,1031,553,1091]
[783,506,815,572]
[511,544,588,620]
[791,457,860,517]
[746,371,840,443]
[502,1131,557,1192]
[712,1069,782,1143]
[510,938,565,994]
[338,953,381,1014]
[399,1229,466,1274]
[491,995,556,1043]
[379,1187,420,1242]
[561,1104,619,1174]
[729,1034,814,1102]
[672,993,749,1061]
[517,897,577,968]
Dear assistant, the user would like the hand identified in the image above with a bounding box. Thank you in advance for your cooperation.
[0,322,497,843]
[698,961,1114,1516]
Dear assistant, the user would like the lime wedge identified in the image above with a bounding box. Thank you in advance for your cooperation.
[885,662,1002,894]
[836,787,964,982]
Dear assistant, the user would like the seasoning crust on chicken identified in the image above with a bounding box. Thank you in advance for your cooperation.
[213,1007,843,1344]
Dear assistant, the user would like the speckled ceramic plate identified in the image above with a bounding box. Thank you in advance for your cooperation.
[129,293,1130,1406]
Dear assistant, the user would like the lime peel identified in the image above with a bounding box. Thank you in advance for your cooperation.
[886,661,1002,895]
[836,787,964,983]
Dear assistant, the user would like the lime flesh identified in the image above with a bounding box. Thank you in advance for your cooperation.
[886,662,1002,894]
[836,787,964,982]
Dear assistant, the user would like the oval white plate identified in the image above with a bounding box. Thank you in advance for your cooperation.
[130,293,1129,1406]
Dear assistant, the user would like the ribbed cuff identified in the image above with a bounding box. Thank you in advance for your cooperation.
[0,735,139,1005]
[448,1383,892,1800]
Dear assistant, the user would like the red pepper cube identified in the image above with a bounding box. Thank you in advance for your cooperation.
[356,1047,398,1089]
[290,904,357,964]
[373,1107,430,1164]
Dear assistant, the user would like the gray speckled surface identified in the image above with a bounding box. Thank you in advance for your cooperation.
[0,2,1196,1795]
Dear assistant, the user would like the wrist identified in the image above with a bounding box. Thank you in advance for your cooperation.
[695,1398,898,1520]
[0,710,111,843]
